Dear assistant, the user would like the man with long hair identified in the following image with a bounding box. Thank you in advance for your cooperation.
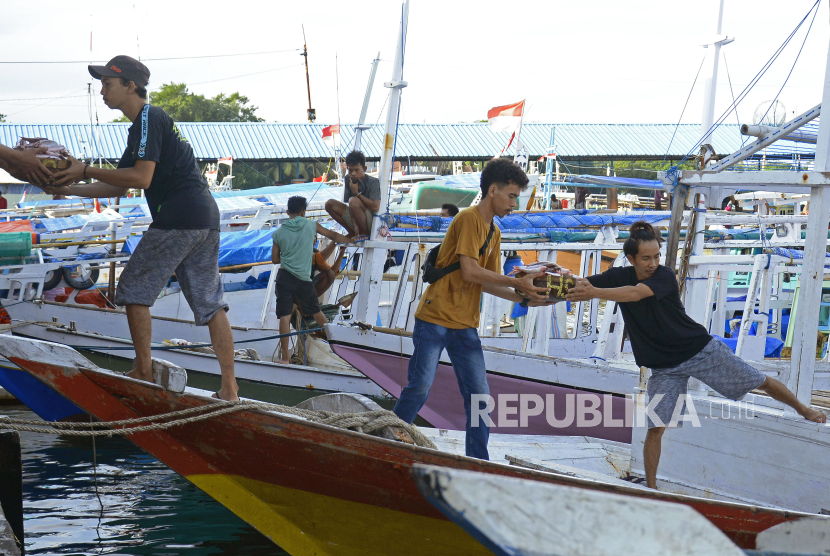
[567,221,826,488]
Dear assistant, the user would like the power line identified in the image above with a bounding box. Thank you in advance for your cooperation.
[0,64,303,107]
[187,63,304,86]
[0,48,301,65]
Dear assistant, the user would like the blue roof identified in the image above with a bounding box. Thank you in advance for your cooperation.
[0,121,816,161]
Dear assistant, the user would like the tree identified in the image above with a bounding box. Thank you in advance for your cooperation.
[150,83,263,122]
[0,114,6,122]
[109,83,263,122]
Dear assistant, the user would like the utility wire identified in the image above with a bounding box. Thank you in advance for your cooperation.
[0,48,302,64]
[662,54,707,164]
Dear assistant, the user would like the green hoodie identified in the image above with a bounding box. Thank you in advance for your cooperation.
[271,216,317,281]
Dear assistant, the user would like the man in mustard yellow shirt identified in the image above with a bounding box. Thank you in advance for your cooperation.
[393,158,550,459]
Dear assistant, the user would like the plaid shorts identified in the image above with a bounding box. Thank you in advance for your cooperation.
[115,228,228,325]
[646,338,766,428]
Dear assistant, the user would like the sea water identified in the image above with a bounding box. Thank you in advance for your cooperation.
[7,404,287,555]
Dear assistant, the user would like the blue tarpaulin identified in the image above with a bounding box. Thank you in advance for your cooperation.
[217,230,273,267]
[388,210,671,234]
[714,335,783,358]
[567,175,664,190]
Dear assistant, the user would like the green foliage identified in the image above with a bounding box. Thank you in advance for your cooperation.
[111,115,130,122]
[0,113,6,122]
[201,159,335,190]
[149,83,264,122]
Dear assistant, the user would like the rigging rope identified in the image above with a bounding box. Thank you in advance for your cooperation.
[0,399,437,449]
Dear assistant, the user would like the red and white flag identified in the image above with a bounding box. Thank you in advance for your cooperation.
[321,124,341,148]
[218,156,233,167]
[488,100,525,132]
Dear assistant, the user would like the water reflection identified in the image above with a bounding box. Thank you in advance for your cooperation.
[4,405,285,555]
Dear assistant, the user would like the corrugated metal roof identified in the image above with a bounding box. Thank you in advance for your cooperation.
[0,121,816,161]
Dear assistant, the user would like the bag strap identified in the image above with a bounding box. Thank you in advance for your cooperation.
[478,222,496,257]
[431,222,497,279]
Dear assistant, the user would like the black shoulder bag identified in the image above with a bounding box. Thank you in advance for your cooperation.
[421,223,496,284]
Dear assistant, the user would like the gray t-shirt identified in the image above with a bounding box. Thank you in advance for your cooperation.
[343,174,381,204]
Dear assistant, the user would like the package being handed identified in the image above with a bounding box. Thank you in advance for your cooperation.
[512,261,580,302]
[15,137,71,175]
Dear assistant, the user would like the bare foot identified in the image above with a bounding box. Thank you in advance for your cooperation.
[277,359,291,366]
[801,406,827,423]
[126,368,153,383]
[212,389,239,402]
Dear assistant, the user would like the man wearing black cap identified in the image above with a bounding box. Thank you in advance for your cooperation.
[48,55,239,401]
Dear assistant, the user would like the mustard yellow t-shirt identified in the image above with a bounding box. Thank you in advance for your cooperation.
[415,206,502,329]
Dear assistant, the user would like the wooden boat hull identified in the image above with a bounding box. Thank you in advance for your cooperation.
[0,335,813,555]
[327,324,634,442]
[0,362,83,421]
[7,300,383,396]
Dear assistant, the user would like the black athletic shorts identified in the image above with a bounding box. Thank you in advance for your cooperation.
[275,268,321,318]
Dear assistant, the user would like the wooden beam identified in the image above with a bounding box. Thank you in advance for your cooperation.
[664,184,688,273]
[0,430,22,554]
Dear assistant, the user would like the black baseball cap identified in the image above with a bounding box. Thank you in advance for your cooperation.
[88,55,150,87]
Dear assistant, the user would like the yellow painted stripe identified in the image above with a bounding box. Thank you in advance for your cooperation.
[188,473,491,556]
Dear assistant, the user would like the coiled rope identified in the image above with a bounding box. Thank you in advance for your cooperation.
[0,399,437,449]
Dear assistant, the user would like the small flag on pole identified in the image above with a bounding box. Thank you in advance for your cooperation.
[487,100,525,132]
[322,124,341,148]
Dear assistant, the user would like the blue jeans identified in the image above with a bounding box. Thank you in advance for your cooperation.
[393,318,491,459]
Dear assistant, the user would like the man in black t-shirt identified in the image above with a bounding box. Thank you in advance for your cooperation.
[48,55,239,401]
[566,221,825,489]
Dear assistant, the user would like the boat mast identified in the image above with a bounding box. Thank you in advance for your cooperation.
[353,1,409,325]
[699,0,733,209]
[512,99,527,169]
[665,0,732,271]
[301,25,316,122]
[787,35,830,408]
[354,52,381,152]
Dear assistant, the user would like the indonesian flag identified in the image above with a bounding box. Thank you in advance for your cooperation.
[218,156,233,167]
[488,100,525,132]
[322,124,341,148]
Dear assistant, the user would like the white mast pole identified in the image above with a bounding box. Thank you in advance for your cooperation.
[700,0,726,146]
[512,99,526,168]
[353,52,381,152]
[699,0,733,208]
[786,23,830,408]
[353,1,409,325]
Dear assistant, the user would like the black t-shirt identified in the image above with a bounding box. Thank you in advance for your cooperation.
[118,105,219,230]
[587,265,711,369]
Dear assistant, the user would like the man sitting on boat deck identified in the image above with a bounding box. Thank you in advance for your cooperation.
[324,150,380,240]
[565,221,827,489]
[272,195,349,365]
[44,55,241,402]
[393,158,551,460]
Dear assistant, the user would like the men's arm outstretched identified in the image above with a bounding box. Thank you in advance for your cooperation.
[566,278,654,303]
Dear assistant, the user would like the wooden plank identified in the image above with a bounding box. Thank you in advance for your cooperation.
[413,464,746,556]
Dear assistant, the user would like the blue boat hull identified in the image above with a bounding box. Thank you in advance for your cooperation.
[0,364,85,422]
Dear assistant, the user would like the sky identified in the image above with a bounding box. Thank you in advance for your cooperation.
[1,0,829,128]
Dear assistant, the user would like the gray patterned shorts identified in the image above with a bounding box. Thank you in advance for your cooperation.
[115,228,228,326]
[646,338,766,428]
